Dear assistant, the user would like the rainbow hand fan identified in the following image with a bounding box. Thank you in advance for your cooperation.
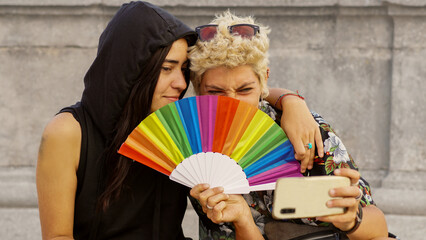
[118,95,302,194]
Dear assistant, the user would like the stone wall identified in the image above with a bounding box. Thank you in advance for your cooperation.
[0,0,425,216]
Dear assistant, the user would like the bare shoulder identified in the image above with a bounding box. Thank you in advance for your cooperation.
[42,112,81,138]
[37,112,82,238]
[38,112,81,170]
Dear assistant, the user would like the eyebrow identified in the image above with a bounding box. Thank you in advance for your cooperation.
[164,59,179,64]
[163,59,189,65]
[205,81,256,90]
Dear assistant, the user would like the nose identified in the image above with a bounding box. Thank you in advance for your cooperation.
[225,92,237,99]
[171,71,187,91]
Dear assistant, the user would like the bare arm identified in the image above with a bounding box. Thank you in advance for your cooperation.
[265,88,324,173]
[36,113,81,240]
[234,210,264,240]
[347,205,388,240]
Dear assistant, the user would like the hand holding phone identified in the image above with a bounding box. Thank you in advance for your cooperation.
[272,176,350,219]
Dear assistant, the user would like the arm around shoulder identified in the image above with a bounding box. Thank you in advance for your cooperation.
[265,87,324,172]
[36,113,81,240]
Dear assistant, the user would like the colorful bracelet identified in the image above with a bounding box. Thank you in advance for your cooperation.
[273,90,305,109]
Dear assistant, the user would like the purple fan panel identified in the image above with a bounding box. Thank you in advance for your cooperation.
[197,96,218,152]
[248,161,302,185]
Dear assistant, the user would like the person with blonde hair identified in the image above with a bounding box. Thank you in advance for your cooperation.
[191,11,324,174]
[189,10,390,240]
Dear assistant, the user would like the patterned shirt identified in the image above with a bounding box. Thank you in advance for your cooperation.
[189,101,375,240]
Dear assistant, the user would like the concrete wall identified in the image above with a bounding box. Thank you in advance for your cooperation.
[0,0,425,238]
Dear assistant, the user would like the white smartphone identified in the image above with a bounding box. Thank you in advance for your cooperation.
[272,176,350,219]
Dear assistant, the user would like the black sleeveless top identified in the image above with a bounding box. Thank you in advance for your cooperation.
[59,2,197,238]
[61,103,189,240]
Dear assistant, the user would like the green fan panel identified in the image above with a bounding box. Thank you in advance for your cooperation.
[156,103,193,159]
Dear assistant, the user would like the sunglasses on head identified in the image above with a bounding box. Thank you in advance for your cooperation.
[195,24,260,42]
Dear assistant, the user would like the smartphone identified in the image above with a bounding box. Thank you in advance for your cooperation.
[272,176,350,219]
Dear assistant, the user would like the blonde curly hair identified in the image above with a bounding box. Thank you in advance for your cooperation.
[188,10,271,98]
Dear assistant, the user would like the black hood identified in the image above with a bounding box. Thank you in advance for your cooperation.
[81,1,197,140]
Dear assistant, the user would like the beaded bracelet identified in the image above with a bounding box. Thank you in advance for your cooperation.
[273,90,305,109]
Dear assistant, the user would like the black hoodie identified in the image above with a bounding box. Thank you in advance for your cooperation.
[60,2,197,239]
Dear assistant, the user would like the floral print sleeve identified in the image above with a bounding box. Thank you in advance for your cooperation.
[310,111,374,207]
[189,101,375,239]
[259,100,375,207]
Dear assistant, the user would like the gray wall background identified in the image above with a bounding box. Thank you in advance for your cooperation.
[0,0,425,239]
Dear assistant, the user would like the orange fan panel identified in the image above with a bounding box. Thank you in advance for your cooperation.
[221,101,258,156]
[123,128,176,172]
[212,96,240,153]
[118,144,171,175]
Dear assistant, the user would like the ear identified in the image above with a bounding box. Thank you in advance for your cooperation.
[265,68,270,83]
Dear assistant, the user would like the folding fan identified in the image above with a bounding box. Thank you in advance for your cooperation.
[118,95,302,194]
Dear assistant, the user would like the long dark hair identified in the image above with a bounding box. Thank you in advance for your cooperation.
[98,44,173,211]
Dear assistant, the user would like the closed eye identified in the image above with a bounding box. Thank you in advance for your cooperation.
[162,67,172,72]
[239,88,253,92]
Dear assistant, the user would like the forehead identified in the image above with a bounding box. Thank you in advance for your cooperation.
[166,38,188,59]
[202,65,259,86]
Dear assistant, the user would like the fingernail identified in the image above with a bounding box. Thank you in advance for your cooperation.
[203,183,210,188]
[326,201,332,207]
[329,189,336,196]
[334,169,341,174]
[217,186,224,192]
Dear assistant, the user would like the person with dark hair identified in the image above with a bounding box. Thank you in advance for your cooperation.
[36,2,197,239]
[36,2,324,240]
